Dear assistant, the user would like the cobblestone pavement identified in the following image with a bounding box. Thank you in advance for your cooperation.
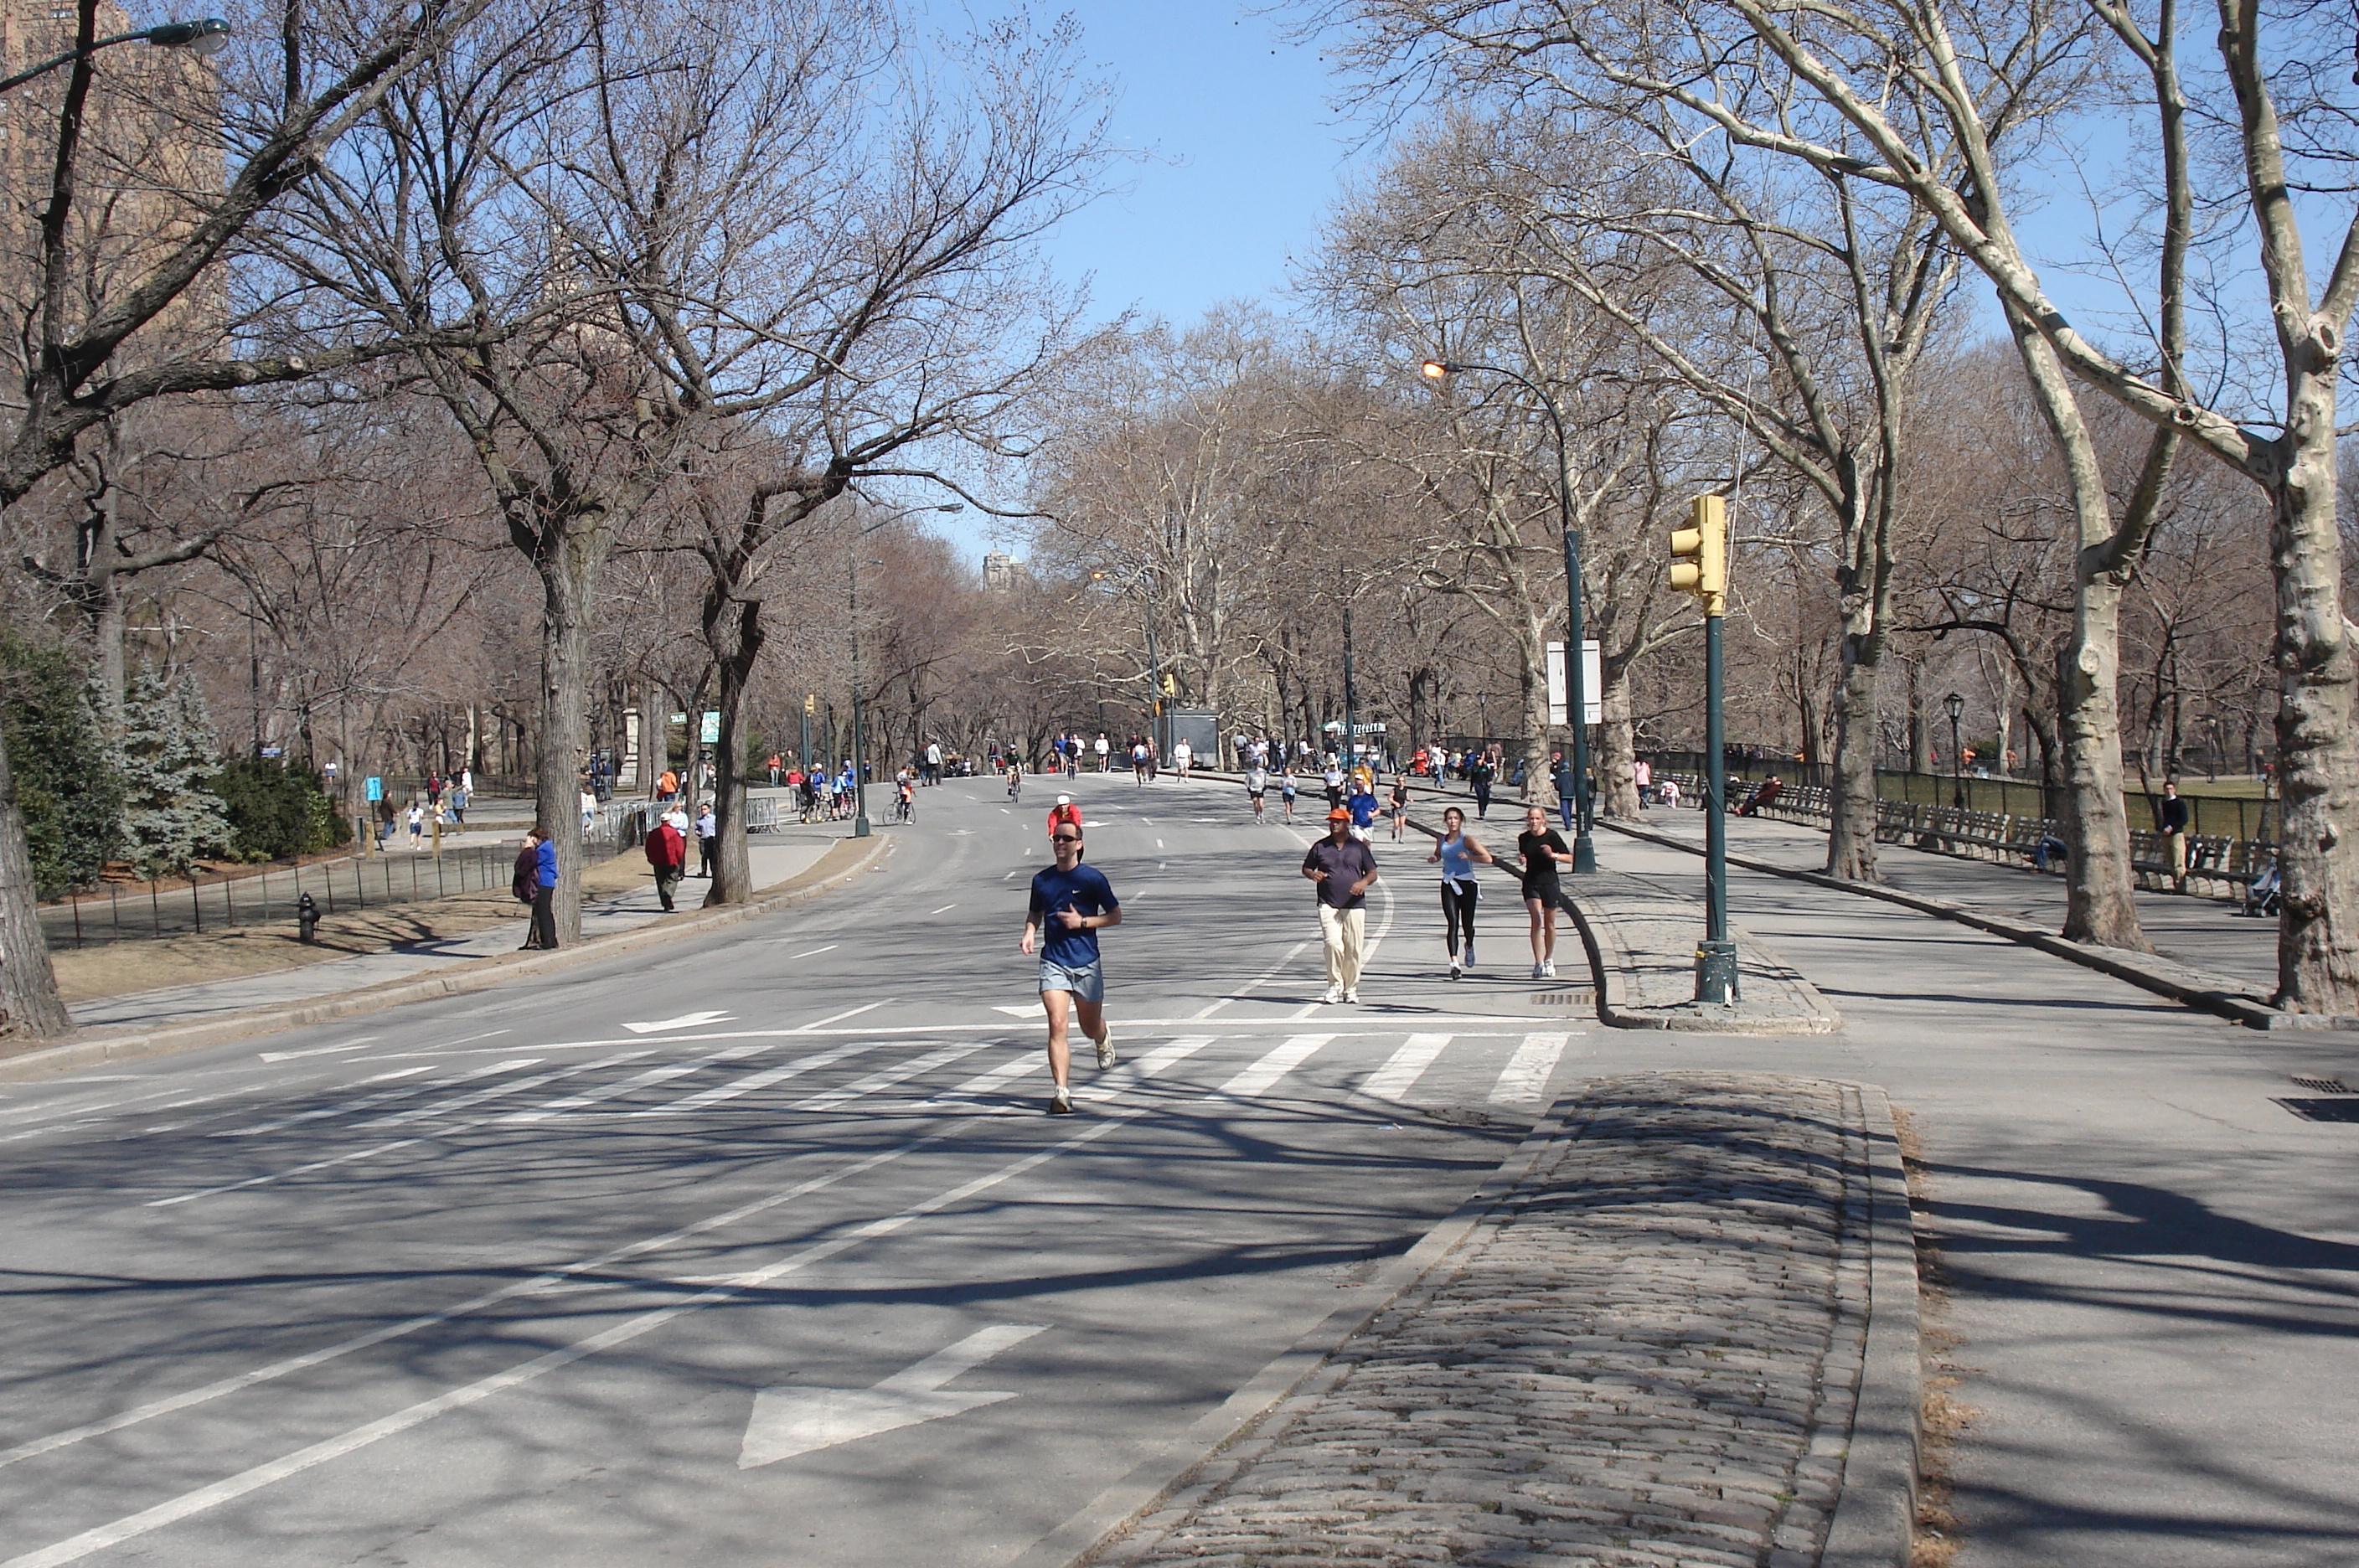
[1562,872,1841,1034]
[1093,1074,1876,1568]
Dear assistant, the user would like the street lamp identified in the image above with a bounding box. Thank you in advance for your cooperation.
[0,17,230,94]
[1943,690,1965,811]
[1422,358,1595,874]
[848,501,963,837]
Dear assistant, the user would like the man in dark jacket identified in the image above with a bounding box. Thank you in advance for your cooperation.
[512,831,544,948]
[2158,781,2191,890]
[530,832,560,949]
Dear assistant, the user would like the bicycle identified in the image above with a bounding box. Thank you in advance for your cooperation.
[1006,766,1023,802]
[891,792,914,824]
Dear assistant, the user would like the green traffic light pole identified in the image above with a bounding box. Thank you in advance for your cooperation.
[0,17,231,94]
[1698,603,1740,1003]
[1423,360,1594,873]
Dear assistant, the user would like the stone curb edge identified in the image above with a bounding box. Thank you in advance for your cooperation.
[1004,1094,1585,1568]
[1599,819,2315,1032]
[0,833,896,1082]
[1824,1081,1923,1568]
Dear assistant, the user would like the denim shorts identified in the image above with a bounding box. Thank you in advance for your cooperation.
[1038,958,1105,1004]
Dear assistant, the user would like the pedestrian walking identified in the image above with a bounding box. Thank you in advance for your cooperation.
[449,783,468,825]
[2157,780,2190,890]
[658,767,679,804]
[1515,805,1572,979]
[1302,807,1379,1004]
[1322,760,1346,812]
[695,804,718,877]
[645,812,687,910]
[1427,805,1494,978]
[1244,762,1268,823]
[1633,756,1652,807]
[1388,773,1411,841]
[512,829,541,943]
[1467,754,1494,818]
[1096,732,1110,772]
[1279,766,1298,823]
[1173,737,1193,778]
[1019,821,1123,1116]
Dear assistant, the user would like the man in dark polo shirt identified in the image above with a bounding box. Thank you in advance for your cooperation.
[1302,806,1380,1004]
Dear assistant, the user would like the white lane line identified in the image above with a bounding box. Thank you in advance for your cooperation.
[1490,1033,1570,1105]
[628,1042,876,1116]
[17,1122,1004,1476]
[1155,838,1164,848]
[215,1059,539,1138]
[497,1044,767,1123]
[787,1044,989,1112]
[930,903,958,915]
[798,1000,890,1031]
[1363,1034,1452,1102]
[916,1050,1040,1106]
[7,1117,1137,1568]
[1001,869,1021,879]
[784,944,839,960]
[1218,1034,1332,1097]
[351,1054,648,1131]
[1072,1035,1217,1103]
[1194,939,1312,1020]
[151,1138,423,1209]
[256,1037,378,1063]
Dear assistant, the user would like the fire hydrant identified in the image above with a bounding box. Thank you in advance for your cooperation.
[297,892,320,945]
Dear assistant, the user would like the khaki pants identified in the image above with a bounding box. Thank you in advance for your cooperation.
[1319,903,1365,991]
[2167,829,2188,885]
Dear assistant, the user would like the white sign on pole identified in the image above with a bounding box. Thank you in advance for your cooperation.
[1544,641,1603,726]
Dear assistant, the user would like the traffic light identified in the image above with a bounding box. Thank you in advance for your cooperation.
[804,693,817,715]
[1160,672,1176,697]
[1670,494,1727,616]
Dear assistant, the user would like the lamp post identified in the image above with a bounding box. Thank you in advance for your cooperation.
[1943,690,1965,811]
[1422,359,1594,873]
[846,501,963,836]
[0,16,230,93]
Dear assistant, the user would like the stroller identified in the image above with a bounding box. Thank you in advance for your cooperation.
[2243,859,2280,918]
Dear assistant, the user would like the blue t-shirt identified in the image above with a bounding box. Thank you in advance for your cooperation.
[1349,790,1377,828]
[1030,863,1119,969]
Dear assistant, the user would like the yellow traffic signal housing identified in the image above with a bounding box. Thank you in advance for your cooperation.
[1161,672,1176,696]
[803,693,818,715]
[1669,494,1728,615]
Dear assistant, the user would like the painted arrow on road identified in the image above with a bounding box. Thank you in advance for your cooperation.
[738,1323,1046,1467]
[621,1010,735,1034]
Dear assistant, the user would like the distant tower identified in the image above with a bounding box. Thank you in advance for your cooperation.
[983,551,1023,591]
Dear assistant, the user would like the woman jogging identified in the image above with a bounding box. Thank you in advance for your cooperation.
[1426,805,1494,979]
[1515,804,1575,979]
[1279,766,1298,823]
[1388,773,1412,840]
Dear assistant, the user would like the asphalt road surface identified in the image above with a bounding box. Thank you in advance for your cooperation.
[0,775,1587,1568]
[5,773,2354,1568]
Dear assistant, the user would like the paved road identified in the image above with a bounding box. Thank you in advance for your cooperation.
[4,774,2353,1568]
[1,776,1590,1568]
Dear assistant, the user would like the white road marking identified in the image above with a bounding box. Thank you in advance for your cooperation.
[1194,939,1312,1020]
[918,1051,1040,1106]
[8,1120,1134,1568]
[1363,1034,1452,1101]
[1001,869,1021,879]
[740,1323,1048,1467]
[215,1059,538,1138]
[622,1009,735,1034]
[1155,838,1164,848]
[1490,1033,1571,1105]
[1218,1034,1331,1096]
[798,1001,890,1031]
[992,1004,1038,1017]
[628,1042,876,1116]
[352,1055,648,1131]
[787,1044,989,1112]
[784,944,839,959]
[151,1138,422,1209]
[930,903,958,914]
[497,1045,767,1122]
[256,1038,378,1063]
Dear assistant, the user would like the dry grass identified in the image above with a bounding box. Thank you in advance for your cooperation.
[52,853,655,1005]
[1895,1104,1979,1568]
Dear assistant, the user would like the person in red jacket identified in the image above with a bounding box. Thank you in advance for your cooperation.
[1046,793,1082,842]
[645,814,688,911]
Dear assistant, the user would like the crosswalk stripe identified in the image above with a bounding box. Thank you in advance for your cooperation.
[216,1059,539,1138]
[922,1051,1041,1105]
[789,1044,991,1112]
[1363,1034,1452,1101]
[1218,1034,1331,1097]
[629,1042,876,1116]
[354,1053,652,1130]
[498,1044,769,1123]
[1489,1033,1569,1105]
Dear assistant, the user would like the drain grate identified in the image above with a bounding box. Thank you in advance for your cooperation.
[2276,1097,2359,1123]
[1531,991,1595,1008]
[2290,1075,2354,1094]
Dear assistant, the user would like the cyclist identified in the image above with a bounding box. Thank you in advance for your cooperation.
[1007,760,1024,801]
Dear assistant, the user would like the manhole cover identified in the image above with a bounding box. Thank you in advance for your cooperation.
[2290,1075,2354,1094]
[2276,1097,2359,1123]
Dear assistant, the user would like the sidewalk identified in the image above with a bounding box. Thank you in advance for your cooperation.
[67,827,849,1034]
[1081,1073,1914,1568]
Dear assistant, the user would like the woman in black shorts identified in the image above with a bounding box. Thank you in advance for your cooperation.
[1516,804,1573,980]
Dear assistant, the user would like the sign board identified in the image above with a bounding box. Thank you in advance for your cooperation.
[699,710,721,745]
[364,776,384,802]
[1544,641,1603,727]
[1353,722,1386,735]
[260,745,282,758]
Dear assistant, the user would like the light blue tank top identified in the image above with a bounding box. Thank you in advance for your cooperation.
[1438,833,1474,881]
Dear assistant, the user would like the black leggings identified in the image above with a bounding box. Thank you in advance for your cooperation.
[1440,879,1479,955]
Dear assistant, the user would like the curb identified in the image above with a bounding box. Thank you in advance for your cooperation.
[0,832,896,1081]
[1599,819,2315,1031]
[1824,1081,1923,1568]
[1006,1096,1583,1568]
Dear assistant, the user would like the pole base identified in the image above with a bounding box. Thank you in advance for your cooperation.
[1695,940,1741,1006]
[1572,832,1598,875]
[853,816,871,838]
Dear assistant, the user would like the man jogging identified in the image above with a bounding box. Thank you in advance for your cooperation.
[1047,792,1082,841]
[1302,806,1379,1004]
[1019,822,1123,1115]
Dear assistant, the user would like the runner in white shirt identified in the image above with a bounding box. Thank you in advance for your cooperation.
[1173,738,1193,778]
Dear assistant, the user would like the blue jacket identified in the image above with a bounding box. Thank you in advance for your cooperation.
[535,838,558,889]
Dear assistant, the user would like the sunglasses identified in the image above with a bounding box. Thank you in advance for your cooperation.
[1052,834,1081,843]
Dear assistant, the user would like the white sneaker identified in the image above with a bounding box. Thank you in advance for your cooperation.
[1449,958,1462,980]
[1344,988,1360,1003]
[1048,1086,1074,1116]
[1321,986,1343,1005]
[1094,1027,1116,1069]
[1543,962,1557,979]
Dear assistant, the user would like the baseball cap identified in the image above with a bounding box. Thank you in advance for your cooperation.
[1056,794,1071,805]
[1328,807,1350,821]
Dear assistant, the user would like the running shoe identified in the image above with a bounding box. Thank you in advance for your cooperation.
[1321,985,1344,1005]
[1344,988,1360,1003]
[1094,1027,1117,1069]
[1049,1086,1075,1116]
[1543,962,1558,979]
[1531,962,1546,980]
[1449,958,1462,980]
[1463,944,1475,967]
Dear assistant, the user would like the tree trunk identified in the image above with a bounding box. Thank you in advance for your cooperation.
[2269,386,2359,1012]
[534,554,593,946]
[2056,576,2151,948]
[0,729,71,1041]
[1825,636,1880,880]
[1596,667,1640,818]
[706,596,764,907]
[1516,617,1551,808]
[1907,659,1933,775]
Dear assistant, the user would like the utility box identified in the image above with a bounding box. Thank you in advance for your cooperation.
[1165,709,1220,761]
